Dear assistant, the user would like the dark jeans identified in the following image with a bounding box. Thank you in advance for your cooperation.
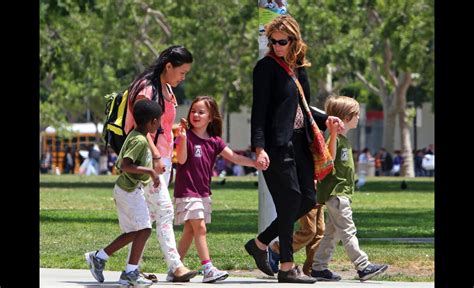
[257,131,316,263]
[415,167,425,177]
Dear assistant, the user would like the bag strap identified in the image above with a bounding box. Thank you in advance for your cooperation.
[267,52,325,155]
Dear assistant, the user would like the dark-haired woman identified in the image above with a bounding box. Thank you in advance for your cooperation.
[124,45,197,282]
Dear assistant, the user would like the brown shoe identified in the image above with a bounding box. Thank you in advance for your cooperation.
[278,266,317,283]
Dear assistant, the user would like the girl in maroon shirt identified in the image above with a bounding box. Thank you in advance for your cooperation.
[174,96,259,283]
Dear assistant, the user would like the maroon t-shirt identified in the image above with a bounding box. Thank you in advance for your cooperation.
[174,130,227,198]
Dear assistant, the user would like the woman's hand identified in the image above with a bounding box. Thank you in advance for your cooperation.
[153,158,166,174]
[256,148,270,171]
[151,170,161,188]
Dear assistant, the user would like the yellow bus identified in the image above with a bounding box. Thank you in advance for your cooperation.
[40,123,103,174]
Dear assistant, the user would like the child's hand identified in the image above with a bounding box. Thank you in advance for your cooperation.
[178,118,188,138]
[256,149,270,171]
[178,124,187,138]
[327,116,344,132]
[254,160,264,170]
[180,118,189,129]
[325,119,337,133]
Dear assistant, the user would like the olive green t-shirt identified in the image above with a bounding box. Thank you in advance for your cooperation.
[316,134,355,204]
[115,130,152,192]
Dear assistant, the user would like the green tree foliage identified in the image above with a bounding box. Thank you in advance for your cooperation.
[290,0,433,177]
[41,1,433,175]
[40,0,257,131]
[162,0,257,116]
[340,82,382,111]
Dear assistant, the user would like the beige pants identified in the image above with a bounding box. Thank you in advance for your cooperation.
[312,196,369,271]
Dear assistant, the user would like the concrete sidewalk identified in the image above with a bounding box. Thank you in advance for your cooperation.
[40,268,434,287]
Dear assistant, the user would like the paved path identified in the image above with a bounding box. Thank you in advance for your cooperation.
[40,268,434,287]
[359,238,434,243]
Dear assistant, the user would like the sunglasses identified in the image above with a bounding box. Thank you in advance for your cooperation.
[269,38,291,46]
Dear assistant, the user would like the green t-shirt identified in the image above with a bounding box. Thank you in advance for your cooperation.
[316,134,355,204]
[115,130,152,192]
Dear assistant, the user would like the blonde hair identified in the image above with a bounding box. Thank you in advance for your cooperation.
[324,95,360,122]
[265,14,311,69]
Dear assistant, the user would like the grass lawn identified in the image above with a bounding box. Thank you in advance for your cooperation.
[40,175,434,282]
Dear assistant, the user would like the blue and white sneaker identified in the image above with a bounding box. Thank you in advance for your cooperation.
[84,251,106,283]
[118,269,153,286]
[358,264,388,282]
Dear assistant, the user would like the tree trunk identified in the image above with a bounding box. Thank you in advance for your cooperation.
[219,90,228,121]
[396,73,414,177]
[399,109,414,177]
[382,100,396,153]
[315,80,329,109]
[314,65,334,109]
[220,90,228,141]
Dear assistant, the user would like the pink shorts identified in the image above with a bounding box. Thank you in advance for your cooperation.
[174,197,212,225]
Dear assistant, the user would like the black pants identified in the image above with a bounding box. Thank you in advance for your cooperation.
[257,131,316,263]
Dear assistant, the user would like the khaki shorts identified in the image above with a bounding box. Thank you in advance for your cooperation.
[174,196,212,225]
[114,184,152,233]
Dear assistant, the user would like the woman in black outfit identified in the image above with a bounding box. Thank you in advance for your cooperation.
[244,14,343,283]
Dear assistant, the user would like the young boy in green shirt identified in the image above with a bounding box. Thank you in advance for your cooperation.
[311,96,388,282]
[85,99,163,286]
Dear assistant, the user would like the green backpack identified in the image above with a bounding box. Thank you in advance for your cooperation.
[102,88,157,154]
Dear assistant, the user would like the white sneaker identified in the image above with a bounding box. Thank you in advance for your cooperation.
[202,266,229,283]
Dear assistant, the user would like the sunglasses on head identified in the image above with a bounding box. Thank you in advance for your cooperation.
[269,38,292,46]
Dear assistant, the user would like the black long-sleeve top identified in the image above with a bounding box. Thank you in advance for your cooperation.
[251,56,329,151]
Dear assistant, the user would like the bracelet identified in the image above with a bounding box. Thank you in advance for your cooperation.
[153,157,161,160]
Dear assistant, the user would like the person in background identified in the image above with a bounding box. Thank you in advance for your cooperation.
[391,150,403,176]
[379,148,393,176]
[41,148,53,174]
[107,148,118,175]
[99,146,110,175]
[414,150,425,177]
[63,146,75,174]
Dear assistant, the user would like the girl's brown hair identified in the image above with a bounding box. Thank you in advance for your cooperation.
[324,95,360,122]
[265,14,311,69]
[187,96,223,137]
